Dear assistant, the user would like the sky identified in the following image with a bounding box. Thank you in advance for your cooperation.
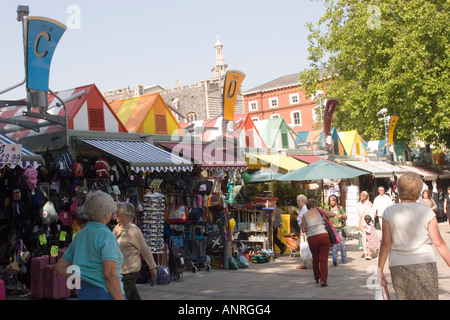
[0,0,326,101]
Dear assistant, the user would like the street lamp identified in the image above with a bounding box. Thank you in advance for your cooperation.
[311,90,327,149]
[0,6,29,96]
[17,5,29,21]
[377,108,391,161]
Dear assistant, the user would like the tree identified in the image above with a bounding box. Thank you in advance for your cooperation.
[299,0,450,148]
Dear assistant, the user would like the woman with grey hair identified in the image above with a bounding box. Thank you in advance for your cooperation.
[378,172,450,299]
[113,202,157,300]
[56,190,125,300]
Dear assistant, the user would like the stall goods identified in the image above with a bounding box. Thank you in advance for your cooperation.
[155,265,171,285]
[141,192,165,253]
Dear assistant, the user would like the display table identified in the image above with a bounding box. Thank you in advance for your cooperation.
[233,204,275,252]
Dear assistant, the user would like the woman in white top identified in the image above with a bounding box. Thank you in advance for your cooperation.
[356,191,375,258]
[378,172,450,300]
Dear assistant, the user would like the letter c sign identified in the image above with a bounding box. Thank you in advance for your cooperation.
[25,17,66,92]
[34,31,50,58]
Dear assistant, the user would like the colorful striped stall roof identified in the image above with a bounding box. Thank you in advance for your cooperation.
[109,93,184,136]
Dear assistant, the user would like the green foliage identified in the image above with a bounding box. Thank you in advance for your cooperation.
[300,0,450,148]
[273,182,299,207]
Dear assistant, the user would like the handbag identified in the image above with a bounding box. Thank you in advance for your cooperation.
[207,230,224,253]
[207,180,224,211]
[16,239,31,264]
[189,195,205,222]
[170,235,184,247]
[318,209,342,245]
[38,186,58,225]
[168,197,188,224]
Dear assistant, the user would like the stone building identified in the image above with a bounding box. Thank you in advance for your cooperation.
[160,36,244,124]
[103,37,244,124]
[103,84,164,103]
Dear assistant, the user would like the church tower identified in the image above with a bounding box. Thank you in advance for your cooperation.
[211,35,228,78]
[159,36,243,124]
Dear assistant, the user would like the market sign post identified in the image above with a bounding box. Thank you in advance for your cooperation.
[222,70,245,121]
[25,16,67,111]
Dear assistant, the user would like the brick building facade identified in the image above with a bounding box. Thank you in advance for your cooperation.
[243,73,319,132]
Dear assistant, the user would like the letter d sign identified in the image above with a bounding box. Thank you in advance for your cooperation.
[222,70,245,121]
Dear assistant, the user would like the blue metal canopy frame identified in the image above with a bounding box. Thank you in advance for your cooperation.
[81,139,193,173]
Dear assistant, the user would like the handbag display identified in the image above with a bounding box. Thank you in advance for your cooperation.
[167,197,188,224]
[16,239,31,264]
[189,195,205,222]
[318,209,342,245]
[206,180,224,211]
[38,186,58,225]
[206,230,224,253]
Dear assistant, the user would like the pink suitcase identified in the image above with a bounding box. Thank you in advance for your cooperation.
[44,264,71,299]
[30,255,50,299]
[58,247,68,261]
[0,279,5,300]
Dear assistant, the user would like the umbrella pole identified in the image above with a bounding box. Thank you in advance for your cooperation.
[322,180,325,207]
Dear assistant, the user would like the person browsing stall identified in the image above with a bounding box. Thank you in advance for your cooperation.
[56,190,125,300]
[113,202,157,300]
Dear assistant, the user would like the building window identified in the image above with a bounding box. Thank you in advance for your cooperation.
[269,97,278,108]
[154,114,168,134]
[88,108,105,131]
[290,93,299,104]
[186,112,198,122]
[270,114,280,119]
[249,100,258,111]
[251,117,259,122]
[291,111,302,126]
[281,133,289,149]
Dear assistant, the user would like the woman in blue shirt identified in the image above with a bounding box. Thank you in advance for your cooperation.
[56,190,125,300]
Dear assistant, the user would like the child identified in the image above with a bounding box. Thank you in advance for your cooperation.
[362,215,379,260]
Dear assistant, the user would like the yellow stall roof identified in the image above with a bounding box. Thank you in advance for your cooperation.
[248,153,307,172]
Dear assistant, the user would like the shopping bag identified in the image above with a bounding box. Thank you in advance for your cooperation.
[374,268,390,300]
[358,232,364,250]
[300,241,312,261]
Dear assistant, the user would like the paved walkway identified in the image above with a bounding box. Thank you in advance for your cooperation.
[5,223,450,301]
[137,222,450,300]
